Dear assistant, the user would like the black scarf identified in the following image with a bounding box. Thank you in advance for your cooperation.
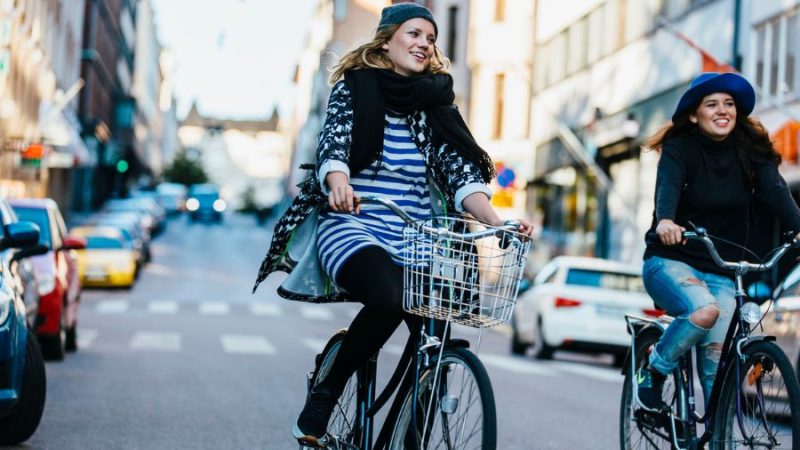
[343,69,495,182]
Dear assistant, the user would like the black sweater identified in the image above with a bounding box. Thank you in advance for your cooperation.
[644,129,800,277]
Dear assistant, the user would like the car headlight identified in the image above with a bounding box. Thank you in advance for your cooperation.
[213,199,226,212]
[186,198,200,211]
[0,294,11,324]
[740,301,763,325]
[37,273,56,296]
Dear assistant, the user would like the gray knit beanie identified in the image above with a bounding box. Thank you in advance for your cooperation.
[377,3,438,37]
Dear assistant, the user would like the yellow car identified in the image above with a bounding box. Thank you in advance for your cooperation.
[71,226,138,288]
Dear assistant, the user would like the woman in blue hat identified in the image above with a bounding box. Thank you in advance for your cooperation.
[637,72,800,409]
[249,3,532,445]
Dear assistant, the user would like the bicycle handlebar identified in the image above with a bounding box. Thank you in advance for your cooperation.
[357,196,523,241]
[682,227,800,274]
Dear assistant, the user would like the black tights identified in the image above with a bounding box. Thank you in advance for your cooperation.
[317,246,411,395]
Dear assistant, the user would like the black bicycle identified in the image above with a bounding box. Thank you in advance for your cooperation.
[299,196,530,450]
[620,228,800,449]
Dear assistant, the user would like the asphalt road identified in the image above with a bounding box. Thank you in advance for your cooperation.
[19,213,624,449]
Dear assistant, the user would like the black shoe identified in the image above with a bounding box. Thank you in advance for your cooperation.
[293,386,338,447]
[636,366,667,410]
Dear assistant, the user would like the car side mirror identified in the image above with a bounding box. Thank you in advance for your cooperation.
[62,235,87,251]
[11,244,49,265]
[0,222,40,251]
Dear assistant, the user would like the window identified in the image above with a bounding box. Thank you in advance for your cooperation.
[602,0,621,55]
[493,73,505,139]
[587,7,604,63]
[565,269,645,292]
[753,11,799,101]
[567,17,587,73]
[447,6,458,62]
[495,0,505,21]
[13,207,51,247]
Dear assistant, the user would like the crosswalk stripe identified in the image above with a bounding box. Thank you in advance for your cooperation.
[302,338,329,353]
[77,329,99,349]
[300,305,334,321]
[480,354,555,376]
[199,302,230,315]
[130,332,181,351]
[149,301,178,314]
[220,335,276,355]
[96,300,128,314]
[250,303,282,317]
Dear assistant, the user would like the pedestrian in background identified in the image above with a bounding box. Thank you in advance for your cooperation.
[252,2,532,446]
[636,72,800,409]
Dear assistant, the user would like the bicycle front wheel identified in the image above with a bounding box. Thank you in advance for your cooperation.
[388,346,496,450]
[712,340,800,449]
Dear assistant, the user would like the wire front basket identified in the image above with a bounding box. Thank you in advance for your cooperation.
[402,216,531,328]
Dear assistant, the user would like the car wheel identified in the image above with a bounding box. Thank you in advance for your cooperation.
[40,306,66,361]
[510,317,529,356]
[0,331,47,445]
[531,316,555,360]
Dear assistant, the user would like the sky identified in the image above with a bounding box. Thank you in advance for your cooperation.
[151,0,316,121]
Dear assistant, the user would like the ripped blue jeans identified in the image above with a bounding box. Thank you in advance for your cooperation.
[642,256,736,404]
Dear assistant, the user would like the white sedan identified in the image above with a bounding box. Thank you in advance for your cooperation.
[511,256,660,364]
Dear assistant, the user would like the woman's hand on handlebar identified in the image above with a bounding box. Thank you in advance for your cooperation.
[326,172,359,214]
[656,219,686,246]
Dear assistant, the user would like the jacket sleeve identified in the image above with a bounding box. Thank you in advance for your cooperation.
[432,138,492,213]
[316,80,353,194]
[654,139,687,223]
[753,160,800,232]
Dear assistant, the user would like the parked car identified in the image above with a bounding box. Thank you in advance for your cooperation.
[186,184,225,223]
[126,195,167,235]
[10,199,86,360]
[102,198,157,236]
[511,256,657,364]
[0,198,47,445]
[762,264,800,380]
[88,213,149,266]
[71,227,138,288]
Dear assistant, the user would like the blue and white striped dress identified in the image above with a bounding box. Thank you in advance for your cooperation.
[317,112,431,281]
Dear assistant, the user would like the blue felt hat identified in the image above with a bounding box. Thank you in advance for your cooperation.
[672,72,756,122]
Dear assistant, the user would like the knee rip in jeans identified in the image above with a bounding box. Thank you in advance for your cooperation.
[690,304,720,329]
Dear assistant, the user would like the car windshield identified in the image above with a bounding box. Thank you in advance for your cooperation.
[13,207,51,247]
[192,193,218,205]
[565,269,645,292]
[86,236,124,249]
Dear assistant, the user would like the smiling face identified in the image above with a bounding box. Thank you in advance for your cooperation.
[690,92,738,141]
[382,18,436,76]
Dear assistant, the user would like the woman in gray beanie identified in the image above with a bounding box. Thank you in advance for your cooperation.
[252,2,532,446]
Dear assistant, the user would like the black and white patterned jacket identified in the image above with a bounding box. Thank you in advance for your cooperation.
[253,81,492,303]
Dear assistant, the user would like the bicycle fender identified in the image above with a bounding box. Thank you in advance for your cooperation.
[620,324,664,375]
[717,335,777,383]
[445,338,470,350]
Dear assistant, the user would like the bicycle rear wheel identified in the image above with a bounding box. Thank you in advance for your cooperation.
[388,346,496,450]
[300,330,361,450]
[619,331,689,449]
[711,341,800,449]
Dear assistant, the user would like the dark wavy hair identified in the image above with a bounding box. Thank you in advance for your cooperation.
[646,98,780,185]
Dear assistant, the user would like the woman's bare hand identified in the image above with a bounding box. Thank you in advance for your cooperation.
[326,172,358,214]
[656,219,685,246]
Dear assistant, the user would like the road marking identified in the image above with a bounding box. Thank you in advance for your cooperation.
[300,305,334,321]
[479,354,554,376]
[302,338,329,353]
[148,301,178,314]
[221,335,276,355]
[77,329,99,349]
[199,302,230,315]
[551,362,621,383]
[250,303,282,317]
[130,332,181,351]
[96,300,128,314]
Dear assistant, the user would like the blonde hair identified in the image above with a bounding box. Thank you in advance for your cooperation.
[328,25,450,84]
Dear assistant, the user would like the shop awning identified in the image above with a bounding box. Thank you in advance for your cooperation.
[38,102,91,168]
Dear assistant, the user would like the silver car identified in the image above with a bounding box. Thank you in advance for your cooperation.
[763,267,800,380]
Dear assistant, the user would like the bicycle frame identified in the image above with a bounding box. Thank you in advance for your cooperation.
[625,259,781,450]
